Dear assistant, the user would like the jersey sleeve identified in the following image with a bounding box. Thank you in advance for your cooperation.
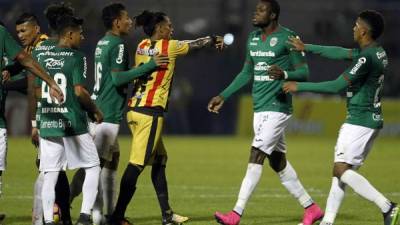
[168,40,189,57]
[220,36,254,99]
[72,54,87,86]
[110,43,129,71]
[1,26,23,60]
[286,33,307,67]
[342,54,370,85]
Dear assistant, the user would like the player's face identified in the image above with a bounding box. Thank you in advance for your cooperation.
[70,26,84,49]
[353,18,369,42]
[16,22,39,47]
[158,16,173,40]
[117,10,133,35]
[252,1,273,28]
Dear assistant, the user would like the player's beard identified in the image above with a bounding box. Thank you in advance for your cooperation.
[253,20,271,28]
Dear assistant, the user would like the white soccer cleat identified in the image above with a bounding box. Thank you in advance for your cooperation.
[172,213,189,224]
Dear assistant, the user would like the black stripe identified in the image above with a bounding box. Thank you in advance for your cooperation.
[144,114,159,164]
[130,106,164,116]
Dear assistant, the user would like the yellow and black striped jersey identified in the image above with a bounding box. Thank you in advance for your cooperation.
[128,38,189,110]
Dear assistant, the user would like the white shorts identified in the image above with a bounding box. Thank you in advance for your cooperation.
[251,111,291,155]
[334,123,379,166]
[0,128,7,171]
[39,133,100,172]
[89,122,120,161]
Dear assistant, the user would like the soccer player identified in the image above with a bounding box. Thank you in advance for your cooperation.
[208,1,324,225]
[108,10,223,225]
[284,10,399,225]
[18,5,76,224]
[0,17,63,224]
[34,15,102,225]
[69,3,168,224]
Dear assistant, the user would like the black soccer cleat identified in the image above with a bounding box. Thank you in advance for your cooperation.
[384,202,400,225]
[75,213,93,225]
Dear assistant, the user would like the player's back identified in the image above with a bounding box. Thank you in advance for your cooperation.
[129,38,188,110]
[345,45,388,129]
[36,46,88,137]
[92,34,129,124]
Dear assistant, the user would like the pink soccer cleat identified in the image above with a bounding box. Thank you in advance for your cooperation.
[214,211,241,225]
[302,203,324,225]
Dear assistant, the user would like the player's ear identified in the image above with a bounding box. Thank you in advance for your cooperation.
[270,12,276,20]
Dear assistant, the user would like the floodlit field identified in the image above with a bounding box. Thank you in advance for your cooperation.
[1,135,399,225]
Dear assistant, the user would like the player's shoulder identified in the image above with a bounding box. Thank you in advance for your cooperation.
[98,35,125,48]
[0,25,6,34]
[278,25,298,37]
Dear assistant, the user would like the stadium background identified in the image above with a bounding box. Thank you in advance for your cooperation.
[0,0,399,136]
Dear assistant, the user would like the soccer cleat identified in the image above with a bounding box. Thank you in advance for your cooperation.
[383,202,400,225]
[75,213,93,225]
[162,213,189,225]
[107,217,133,225]
[301,203,324,225]
[0,213,5,221]
[319,221,333,225]
[214,211,241,225]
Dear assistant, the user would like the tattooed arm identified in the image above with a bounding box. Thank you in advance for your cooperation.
[184,36,224,51]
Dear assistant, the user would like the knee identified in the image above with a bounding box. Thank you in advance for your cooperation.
[104,152,120,170]
[249,147,267,165]
[267,152,286,173]
[333,163,352,179]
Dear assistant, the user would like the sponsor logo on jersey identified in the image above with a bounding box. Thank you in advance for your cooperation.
[376,51,386,59]
[98,40,109,46]
[44,58,64,69]
[349,57,366,74]
[252,37,260,41]
[372,113,382,121]
[95,47,102,57]
[250,42,258,46]
[41,107,69,113]
[136,47,159,56]
[254,75,273,81]
[83,57,87,78]
[250,50,275,57]
[254,62,270,71]
[269,37,278,47]
[116,44,124,64]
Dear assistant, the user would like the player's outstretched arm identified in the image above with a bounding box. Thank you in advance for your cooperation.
[111,54,169,86]
[185,35,224,51]
[288,36,358,60]
[15,51,64,103]
[283,75,349,94]
[75,85,103,123]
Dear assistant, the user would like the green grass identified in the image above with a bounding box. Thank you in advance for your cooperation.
[1,135,400,225]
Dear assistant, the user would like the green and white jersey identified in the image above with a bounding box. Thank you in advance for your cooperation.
[0,25,22,128]
[247,26,307,113]
[92,34,129,124]
[36,46,88,137]
[343,44,387,129]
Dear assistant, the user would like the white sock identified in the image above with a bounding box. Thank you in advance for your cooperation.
[233,163,263,215]
[322,177,346,223]
[42,171,59,223]
[81,166,101,215]
[33,172,44,225]
[278,161,313,208]
[341,170,391,213]
[92,177,104,225]
[101,167,117,215]
[69,168,85,202]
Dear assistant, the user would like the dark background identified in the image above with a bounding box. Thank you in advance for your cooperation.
[1,0,399,135]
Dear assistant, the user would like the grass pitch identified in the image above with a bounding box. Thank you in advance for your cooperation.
[1,135,399,225]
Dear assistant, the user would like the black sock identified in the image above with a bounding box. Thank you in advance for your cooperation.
[55,171,71,222]
[152,163,172,218]
[113,164,143,220]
